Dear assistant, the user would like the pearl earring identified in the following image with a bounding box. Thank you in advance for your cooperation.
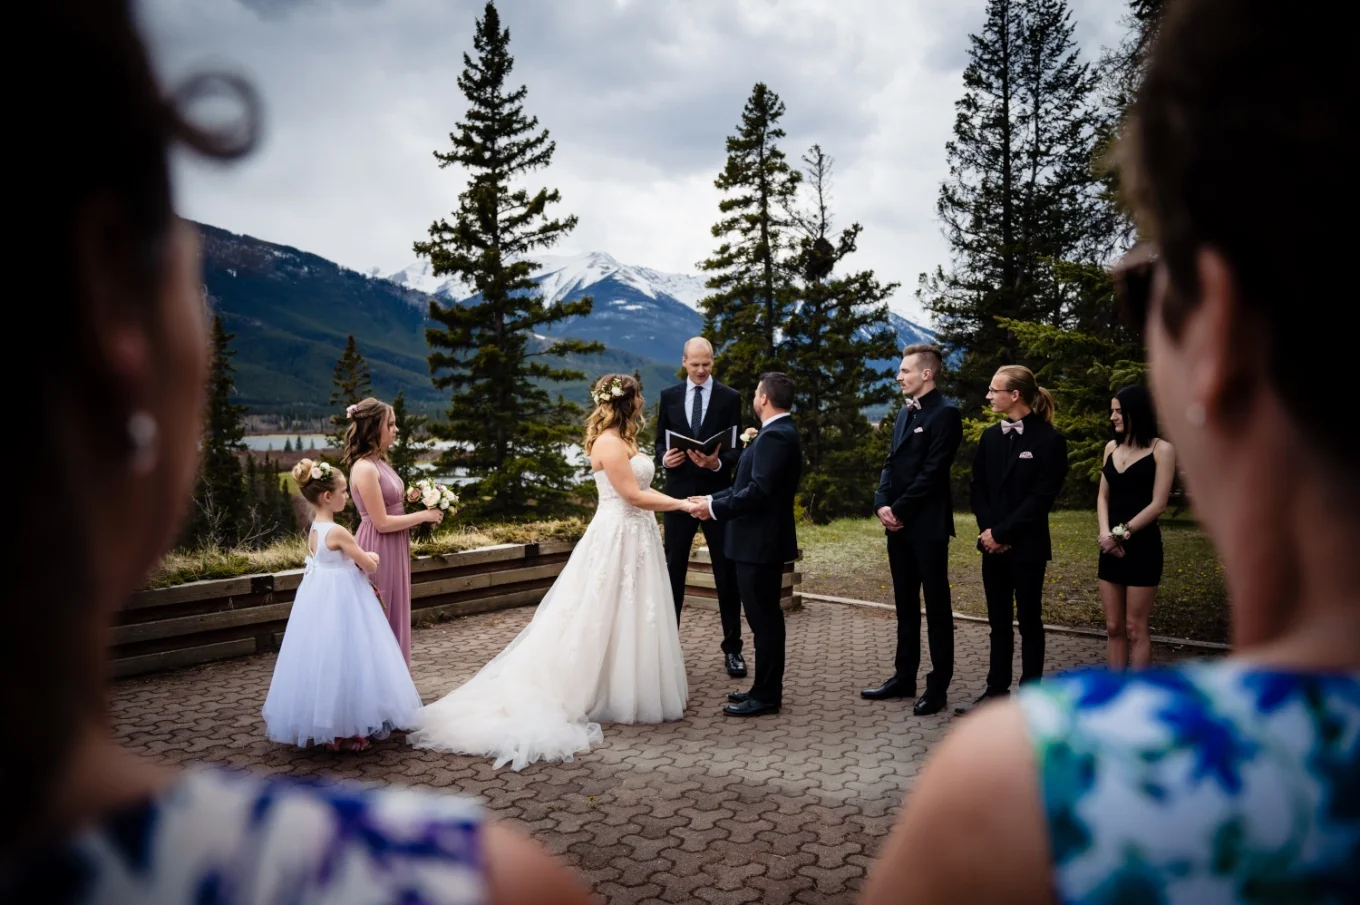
[127,411,159,475]
[1184,402,1206,428]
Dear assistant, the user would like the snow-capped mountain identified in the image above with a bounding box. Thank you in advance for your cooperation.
[382,251,934,365]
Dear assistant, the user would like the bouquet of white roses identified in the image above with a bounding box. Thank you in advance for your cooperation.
[407,477,459,514]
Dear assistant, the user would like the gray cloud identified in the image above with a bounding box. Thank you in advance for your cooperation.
[140,0,1126,323]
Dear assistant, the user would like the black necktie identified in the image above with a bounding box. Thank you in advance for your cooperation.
[690,385,704,436]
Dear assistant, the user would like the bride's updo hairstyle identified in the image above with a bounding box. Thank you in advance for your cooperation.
[584,374,643,455]
[341,397,393,468]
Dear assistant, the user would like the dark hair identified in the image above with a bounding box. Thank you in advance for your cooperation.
[342,397,394,468]
[902,343,944,377]
[758,372,795,411]
[14,0,257,856]
[1120,0,1348,463]
[1113,384,1157,449]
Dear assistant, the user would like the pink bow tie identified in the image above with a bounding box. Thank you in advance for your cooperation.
[906,398,922,411]
[1001,419,1024,435]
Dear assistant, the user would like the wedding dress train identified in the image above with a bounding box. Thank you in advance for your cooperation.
[406,454,688,770]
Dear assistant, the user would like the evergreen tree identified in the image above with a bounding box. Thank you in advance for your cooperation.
[388,390,428,490]
[328,335,373,447]
[185,316,249,548]
[920,0,1105,412]
[698,82,801,403]
[283,437,292,452]
[780,145,900,522]
[296,434,304,451]
[414,0,602,521]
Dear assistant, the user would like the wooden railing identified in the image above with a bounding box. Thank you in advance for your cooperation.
[113,543,801,678]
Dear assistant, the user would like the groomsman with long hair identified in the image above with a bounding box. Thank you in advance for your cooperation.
[956,365,1068,714]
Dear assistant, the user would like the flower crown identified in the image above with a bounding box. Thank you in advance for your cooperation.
[292,459,336,486]
[345,404,359,419]
[591,377,627,406]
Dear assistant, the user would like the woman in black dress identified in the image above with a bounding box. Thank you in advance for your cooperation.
[1098,384,1176,669]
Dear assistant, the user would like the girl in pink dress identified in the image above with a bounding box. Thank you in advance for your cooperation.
[345,398,444,664]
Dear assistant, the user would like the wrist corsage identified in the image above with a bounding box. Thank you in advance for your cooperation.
[1110,522,1132,541]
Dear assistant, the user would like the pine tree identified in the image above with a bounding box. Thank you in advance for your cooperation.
[920,0,1105,412]
[414,0,602,521]
[328,335,373,447]
[185,316,249,548]
[388,390,428,490]
[698,82,801,403]
[780,145,900,522]
[283,437,293,452]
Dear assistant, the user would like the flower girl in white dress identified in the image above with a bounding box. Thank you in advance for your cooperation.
[263,459,424,751]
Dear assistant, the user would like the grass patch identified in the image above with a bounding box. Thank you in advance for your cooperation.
[146,518,589,589]
[797,510,1228,645]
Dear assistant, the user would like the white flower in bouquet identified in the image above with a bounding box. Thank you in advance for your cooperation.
[421,487,441,509]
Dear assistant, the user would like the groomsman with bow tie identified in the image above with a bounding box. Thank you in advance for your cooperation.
[863,344,963,715]
[956,366,1068,714]
[655,337,748,678]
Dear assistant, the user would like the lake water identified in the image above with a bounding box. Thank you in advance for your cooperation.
[244,435,589,484]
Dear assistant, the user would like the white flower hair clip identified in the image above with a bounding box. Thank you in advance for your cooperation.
[346,404,359,419]
[591,377,627,406]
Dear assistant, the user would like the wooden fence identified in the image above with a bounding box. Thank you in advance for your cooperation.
[114,542,801,678]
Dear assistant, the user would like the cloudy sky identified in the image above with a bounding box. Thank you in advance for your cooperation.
[139,0,1126,324]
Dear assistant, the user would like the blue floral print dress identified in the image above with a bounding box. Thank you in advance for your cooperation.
[11,767,485,905]
[1018,662,1360,904]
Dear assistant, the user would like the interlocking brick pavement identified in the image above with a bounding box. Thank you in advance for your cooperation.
[110,601,1214,904]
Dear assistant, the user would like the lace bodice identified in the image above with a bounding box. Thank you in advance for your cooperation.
[592,454,655,510]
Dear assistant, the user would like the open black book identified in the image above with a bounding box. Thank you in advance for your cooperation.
[665,426,737,456]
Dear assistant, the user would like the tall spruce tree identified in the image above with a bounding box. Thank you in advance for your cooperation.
[328,335,373,448]
[415,0,602,520]
[920,0,1105,412]
[780,145,899,522]
[185,315,248,548]
[698,82,801,403]
[388,390,428,490]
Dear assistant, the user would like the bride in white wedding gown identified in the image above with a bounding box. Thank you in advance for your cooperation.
[407,374,697,770]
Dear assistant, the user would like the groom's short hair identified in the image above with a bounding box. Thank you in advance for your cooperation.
[902,343,944,375]
[758,372,795,410]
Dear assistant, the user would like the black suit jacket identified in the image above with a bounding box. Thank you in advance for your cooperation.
[873,390,963,541]
[654,380,743,497]
[971,414,1069,562]
[711,415,802,565]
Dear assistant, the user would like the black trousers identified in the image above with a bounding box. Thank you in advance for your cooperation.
[663,509,743,654]
[886,534,954,695]
[982,553,1048,692]
[734,561,785,705]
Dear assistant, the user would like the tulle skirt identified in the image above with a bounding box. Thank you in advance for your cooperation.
[262,562,424,747]
[406,502,688,770]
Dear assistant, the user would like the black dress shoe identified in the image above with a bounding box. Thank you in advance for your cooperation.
[727,691,750,704]
[913,693,947,716]
[724,697,779,716]
[954,689,1010,715]
[861,677,916,700]
[725,652,747,678]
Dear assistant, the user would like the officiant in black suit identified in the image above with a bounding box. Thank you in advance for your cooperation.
[655,337,748,678]
[955,365,1068,715]
[692,372,802,717]
[864,344,963,716]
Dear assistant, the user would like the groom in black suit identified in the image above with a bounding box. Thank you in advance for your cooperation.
[692,372,802,717]
[655,337,747,678]
[863,344,963,715]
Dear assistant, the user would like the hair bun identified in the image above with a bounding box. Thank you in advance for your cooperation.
[292,458,314,483]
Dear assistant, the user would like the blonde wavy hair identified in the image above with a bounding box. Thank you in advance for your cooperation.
[583,374,643,455]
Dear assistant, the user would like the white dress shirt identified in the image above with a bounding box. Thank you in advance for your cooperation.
[706,412,789,520]
[686,376,713,426]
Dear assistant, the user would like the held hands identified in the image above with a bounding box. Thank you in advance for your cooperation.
[876,505,903,532]
[686,496,712,520]
[662,448,687,468]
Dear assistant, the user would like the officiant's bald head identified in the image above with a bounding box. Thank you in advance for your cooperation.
[682,337,714,384]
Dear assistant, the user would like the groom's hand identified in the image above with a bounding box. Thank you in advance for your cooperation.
[688,496,712,520]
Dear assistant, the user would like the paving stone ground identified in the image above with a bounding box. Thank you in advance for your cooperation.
[110,601,1209,904]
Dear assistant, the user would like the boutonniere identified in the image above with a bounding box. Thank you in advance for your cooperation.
[740,427,759,447]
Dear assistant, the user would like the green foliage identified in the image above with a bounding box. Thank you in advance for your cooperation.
[328,335,373,447]
[699,82,801,404]
[388,389,428,490]
[415,0,602,521]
